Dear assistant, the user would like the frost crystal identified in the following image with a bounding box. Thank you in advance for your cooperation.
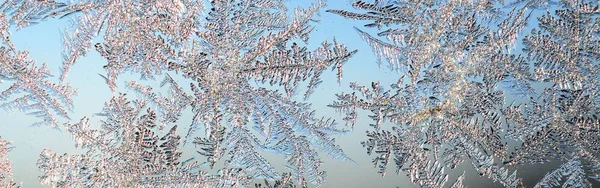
[0,1,77,127]
[329,0,599,187]
[37,94,246,187]
[534,157,592,188]
[1,0,599,187]
[30,0,355,187]
[0,137,18,188]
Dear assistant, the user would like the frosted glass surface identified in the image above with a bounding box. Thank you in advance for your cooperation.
[0,0,599,187]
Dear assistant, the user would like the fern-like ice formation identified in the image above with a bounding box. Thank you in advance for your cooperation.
[30,0,356,187]
[37,94,256,187]
[329,0,599,187]
[1,0,598,187]
[0,137,18,188]
[127,0,357,183]
[0,0,77,127]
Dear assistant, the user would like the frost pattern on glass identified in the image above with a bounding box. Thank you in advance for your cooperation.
[51,0,203,89]
[0,137,18,188]
[534,157,592,188]
[37,94,250,187]
[253,172,296,188]
[329,0,599,187]
[0,0,598,187]
[27,0,355,187]
[0,1,77,127]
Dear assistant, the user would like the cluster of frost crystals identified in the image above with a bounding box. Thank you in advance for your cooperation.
[4,0,596,187]
[127,1,357,187]
[25,0,356,187]
[35,93,338,187]
[0,1,77,127]
[37,94,254,187]
[0,137,18,188]
[329,0,599,187]
[43,0,203,89]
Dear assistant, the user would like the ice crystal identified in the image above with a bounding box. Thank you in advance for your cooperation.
[0,0,66,29]
[125,1,356,187]
[533,157,592,188]
[0,137,18,188]
[0,0,598,187]
[0,1,77,127]
[36,94,249,187]
[253,172,296,188]
[329,0,599,187]
[27,0,356,187]
[50,0,202,88]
